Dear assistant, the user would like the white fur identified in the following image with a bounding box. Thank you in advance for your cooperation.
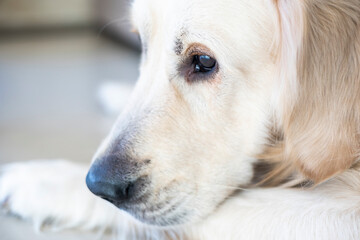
[1,160,360,239]
[0,160,120,231]
[1,0,360,239]
[192,187,360,240]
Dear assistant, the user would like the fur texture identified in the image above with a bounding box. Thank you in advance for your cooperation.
[1,0,360,239]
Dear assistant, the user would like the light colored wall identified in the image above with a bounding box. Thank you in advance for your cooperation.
[96,0,140,48]
[0,0,96,29]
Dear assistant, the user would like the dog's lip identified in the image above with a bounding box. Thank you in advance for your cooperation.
[100,189,151,206]
[106,192,191,226]
[121,201,190,227]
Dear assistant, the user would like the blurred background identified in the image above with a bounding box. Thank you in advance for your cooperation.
[0,0,141,239]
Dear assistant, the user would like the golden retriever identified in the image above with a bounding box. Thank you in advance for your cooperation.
[1,0,360,239]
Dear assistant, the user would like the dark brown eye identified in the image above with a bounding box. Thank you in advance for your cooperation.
[193,55,217,73]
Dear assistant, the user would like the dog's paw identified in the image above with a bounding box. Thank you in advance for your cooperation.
[0,160,95,230]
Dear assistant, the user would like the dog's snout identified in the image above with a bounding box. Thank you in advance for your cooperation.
[86,155,149,204]
[86,169,135,201]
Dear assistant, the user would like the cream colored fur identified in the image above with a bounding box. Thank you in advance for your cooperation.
[1,0,360,239]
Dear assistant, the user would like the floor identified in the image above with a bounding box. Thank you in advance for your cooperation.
[0,30,140,240]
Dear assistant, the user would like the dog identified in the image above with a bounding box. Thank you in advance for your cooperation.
[1,0,360,239]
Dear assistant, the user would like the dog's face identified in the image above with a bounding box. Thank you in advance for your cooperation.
[86,0,360,228]
[86,0,277,226]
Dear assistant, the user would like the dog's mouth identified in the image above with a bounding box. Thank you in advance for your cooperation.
[86,162,196,226]
[104,193,192,226]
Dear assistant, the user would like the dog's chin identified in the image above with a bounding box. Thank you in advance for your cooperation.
[100,195,194,227]
[121,204,193,227]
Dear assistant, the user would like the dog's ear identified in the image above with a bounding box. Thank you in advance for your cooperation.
[272,0,360,183]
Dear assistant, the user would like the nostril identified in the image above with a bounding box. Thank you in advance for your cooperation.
[124,182,134,198]
[113,181,134,200]
[124,183,131,198]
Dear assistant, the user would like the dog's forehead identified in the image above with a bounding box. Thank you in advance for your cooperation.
[131,0,273,52]
[131,0,275,74]
[131,0,229,39]
[132,0,190,35]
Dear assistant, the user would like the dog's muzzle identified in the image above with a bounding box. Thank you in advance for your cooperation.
[86,154,150,206]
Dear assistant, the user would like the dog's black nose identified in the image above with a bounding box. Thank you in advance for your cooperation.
[86,169,135,201]
[86,155,148,203]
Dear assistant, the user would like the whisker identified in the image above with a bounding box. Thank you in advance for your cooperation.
[97,17,129,39]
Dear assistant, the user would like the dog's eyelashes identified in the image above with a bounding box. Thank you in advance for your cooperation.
[193,55,216,73]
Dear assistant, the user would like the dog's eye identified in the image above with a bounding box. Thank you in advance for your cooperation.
[193,55,216,73]
[179,52,218,83]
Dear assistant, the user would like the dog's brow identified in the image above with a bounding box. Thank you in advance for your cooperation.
[174,37,183,55]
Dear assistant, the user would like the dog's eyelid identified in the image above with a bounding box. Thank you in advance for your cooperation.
[184,43,215,58]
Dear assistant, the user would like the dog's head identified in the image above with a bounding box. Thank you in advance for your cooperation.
[86,0,360,226]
